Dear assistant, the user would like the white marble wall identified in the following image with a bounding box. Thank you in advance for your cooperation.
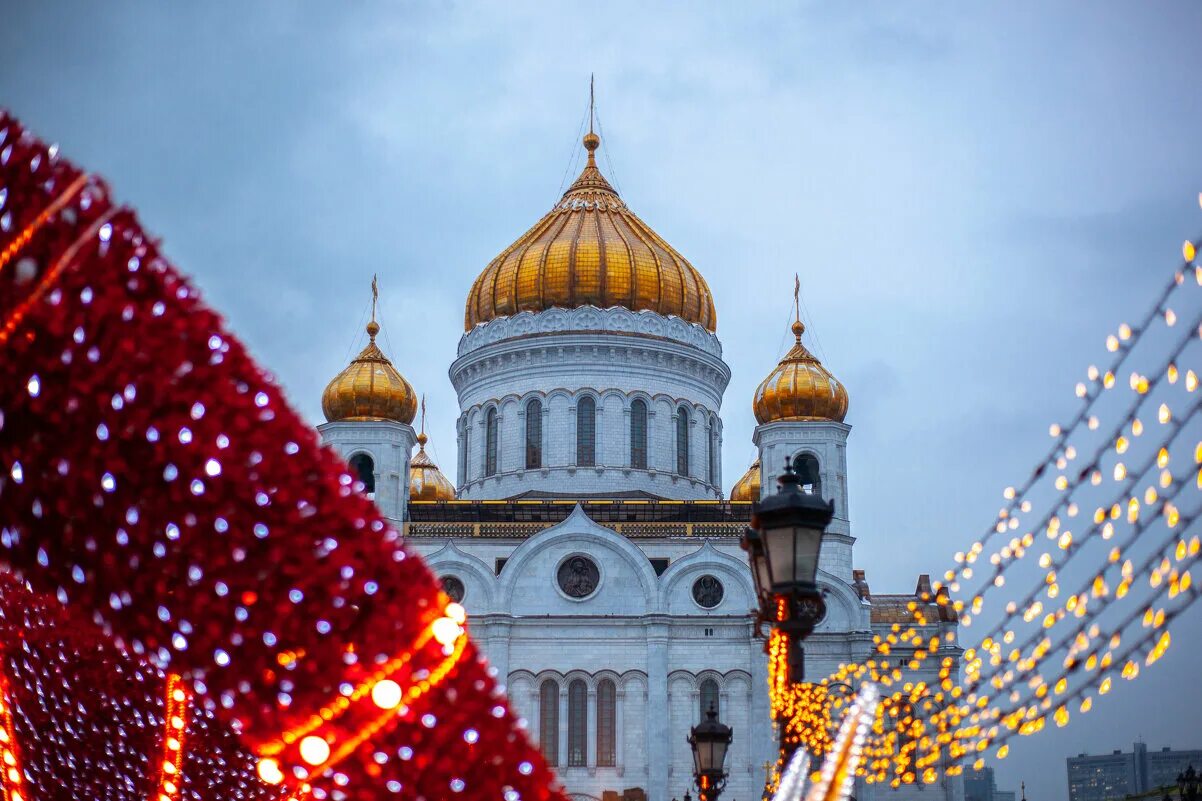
[412,506,774,801]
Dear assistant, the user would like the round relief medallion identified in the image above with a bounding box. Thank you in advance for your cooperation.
[557,555,600,598]
[692,575,724,608]
[440,575,465,603]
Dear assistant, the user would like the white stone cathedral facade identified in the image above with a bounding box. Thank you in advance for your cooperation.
[316,126,962,801]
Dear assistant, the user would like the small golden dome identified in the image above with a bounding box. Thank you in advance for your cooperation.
[322,288,417,424]
[729,458,761,501]
[409,402,456,501]
[753,319,849,424]
[464,130,717,332]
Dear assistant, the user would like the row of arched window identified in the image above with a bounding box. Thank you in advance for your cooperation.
[537,677,719,768]
[539,678,617,768]
[474,399,720,482]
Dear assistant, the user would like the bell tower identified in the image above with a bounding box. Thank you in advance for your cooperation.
[751,279,852,580]
[317,277,418,521]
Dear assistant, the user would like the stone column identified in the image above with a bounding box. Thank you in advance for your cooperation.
[569,401,579,467]
[529,686,541,752]
[587,687,598,773]
[646,618,670,801]
[559,686,569,770]
[616,687,626,777]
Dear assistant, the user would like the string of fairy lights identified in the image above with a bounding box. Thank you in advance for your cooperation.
[768,214,1202,789]
[0,672,24,801]
[155,675,190,801]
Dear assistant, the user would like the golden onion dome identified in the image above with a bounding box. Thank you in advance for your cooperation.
[753,319,849,424]
[409,431,456,501]
[464,129,716,332]
[729,458,761,501]
[321,299,417,424]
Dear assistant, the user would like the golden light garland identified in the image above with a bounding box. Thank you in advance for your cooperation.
[255,605,467,785]
[0,672,25,801]
[154,674,190,801]
[766,221,1202,790]
[0,172,89,274]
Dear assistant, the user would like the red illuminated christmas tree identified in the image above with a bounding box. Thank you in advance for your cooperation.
[0,110,564,801]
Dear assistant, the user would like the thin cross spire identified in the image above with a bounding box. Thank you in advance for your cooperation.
[791,273,806,343]
[420,394,427,437]
[370,273,378,324]
[589,73,595,135]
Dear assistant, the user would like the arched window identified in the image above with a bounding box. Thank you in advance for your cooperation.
[484,408,498,477]
[577,397,596,467]
[707,416,717,485]
[539,680,559,766]
[699,678,719,720]
[567,679,587,767]
[630,399,648,469]
[525,398,543,469]
[676,406,690,477]
[794,453,821,497]
[347,453,375,495]
[596,679,616,767]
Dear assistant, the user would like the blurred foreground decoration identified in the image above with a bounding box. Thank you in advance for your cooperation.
[0,572,303,801]
[769,210,1202,787]
[770,683,879,801]
[0,111,563,801]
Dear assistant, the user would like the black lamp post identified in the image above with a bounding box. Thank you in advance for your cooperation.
[688,704,733,801]
[741,458,834,760]
[1179,765,1199,801]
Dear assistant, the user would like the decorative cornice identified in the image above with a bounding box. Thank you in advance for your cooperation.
[449,336,730,398]
[458,305,723,360]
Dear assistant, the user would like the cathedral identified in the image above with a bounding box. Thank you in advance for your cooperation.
[316,122,961,801]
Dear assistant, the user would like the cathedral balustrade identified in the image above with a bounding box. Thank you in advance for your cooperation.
[406,499,751,532]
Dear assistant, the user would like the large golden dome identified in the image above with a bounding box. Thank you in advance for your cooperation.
[729,458,761,501]
[322,315,417,425]
[410,431,456,501]
[464,131,716,331]
[753,319,849,424]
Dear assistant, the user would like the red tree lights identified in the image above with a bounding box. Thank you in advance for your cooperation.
[0,111,565,801]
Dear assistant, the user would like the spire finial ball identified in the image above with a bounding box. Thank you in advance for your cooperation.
[583,131,600,153]
[791,319,805,341]
[366,320,380,339]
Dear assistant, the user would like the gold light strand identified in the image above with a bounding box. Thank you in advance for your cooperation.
[0,172,90,274]
[306,630,468,778]
[0,208,119,348]
[260,626,436,756]
[0,671,25,801]
[257,608,467,783]
[804,683,878,801]
[155,673,189,801]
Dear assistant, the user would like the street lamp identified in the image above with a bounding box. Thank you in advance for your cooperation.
[688,704,733,801]
[742,458,834,682]
[741,458,834,769]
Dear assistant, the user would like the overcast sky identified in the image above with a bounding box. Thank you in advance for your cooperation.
[4,3,1202,799]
